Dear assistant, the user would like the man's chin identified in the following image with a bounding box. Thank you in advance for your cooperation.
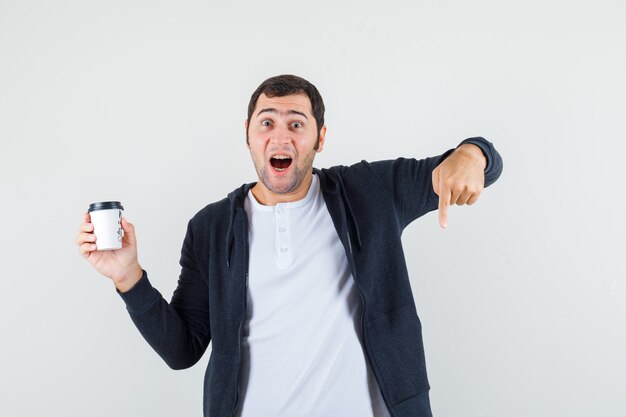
[260,172,301,195]
[265,180,298,195]
[256,161,313,197]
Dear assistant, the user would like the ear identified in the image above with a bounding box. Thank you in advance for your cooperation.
[316,125,327,153]
[244,119,250,147]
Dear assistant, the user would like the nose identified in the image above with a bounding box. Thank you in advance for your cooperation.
[269,124,292,145]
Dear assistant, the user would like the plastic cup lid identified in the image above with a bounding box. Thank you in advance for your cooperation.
[88,201,124,212]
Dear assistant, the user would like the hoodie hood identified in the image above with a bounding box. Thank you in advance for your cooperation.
[225,182,255,268]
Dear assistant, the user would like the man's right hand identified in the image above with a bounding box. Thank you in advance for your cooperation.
[76,212,143,293]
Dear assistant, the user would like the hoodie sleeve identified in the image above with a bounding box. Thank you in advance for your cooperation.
[117,219,212,370]
[367,136,503,229]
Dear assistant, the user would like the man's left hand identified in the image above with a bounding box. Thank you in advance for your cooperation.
[432,144,486,229]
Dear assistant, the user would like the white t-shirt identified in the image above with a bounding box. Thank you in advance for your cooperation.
[235,174,391,417]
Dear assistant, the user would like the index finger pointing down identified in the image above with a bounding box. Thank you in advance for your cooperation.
[438,190,450,229]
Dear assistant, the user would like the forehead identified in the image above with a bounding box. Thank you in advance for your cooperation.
[253,93,313,117]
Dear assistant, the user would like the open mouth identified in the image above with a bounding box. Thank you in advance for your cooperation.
[270,155,293,172]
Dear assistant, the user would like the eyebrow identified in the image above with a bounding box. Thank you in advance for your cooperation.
[256,108,308,120]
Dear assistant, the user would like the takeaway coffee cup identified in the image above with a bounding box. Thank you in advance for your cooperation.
[88,201,124,251]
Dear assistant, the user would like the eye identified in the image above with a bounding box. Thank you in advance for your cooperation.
[261,120,272,127]
[291,122,302,129]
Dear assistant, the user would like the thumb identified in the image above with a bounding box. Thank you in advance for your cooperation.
[120,218,137,246]
[432,168,440,196]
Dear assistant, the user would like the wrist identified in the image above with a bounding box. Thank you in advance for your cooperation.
[115,265,143,293]
[455,144,487,170]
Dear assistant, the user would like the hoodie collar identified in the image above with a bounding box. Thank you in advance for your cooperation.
[225,182,254,268]
[315,168,363,251]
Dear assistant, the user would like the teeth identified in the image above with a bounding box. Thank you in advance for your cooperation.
[272,155,291,159]
[275,168,285,172]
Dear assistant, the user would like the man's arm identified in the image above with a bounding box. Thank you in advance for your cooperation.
[366,136,503,229]
[116,219,212,370]
[77,212,212,370]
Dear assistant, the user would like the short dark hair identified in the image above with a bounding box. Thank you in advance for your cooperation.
[246,74,325,150]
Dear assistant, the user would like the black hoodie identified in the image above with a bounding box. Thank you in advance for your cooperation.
[117,137,503,417]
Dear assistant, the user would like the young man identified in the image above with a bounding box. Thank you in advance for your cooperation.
[77,74,503,417]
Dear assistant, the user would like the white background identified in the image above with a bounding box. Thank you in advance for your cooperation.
[1,0,625,416]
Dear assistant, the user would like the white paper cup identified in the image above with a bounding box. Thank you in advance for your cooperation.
[88,201,124,251]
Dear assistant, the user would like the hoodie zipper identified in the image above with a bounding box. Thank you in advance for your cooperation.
[231,213,249,417]
[346,232,396,417]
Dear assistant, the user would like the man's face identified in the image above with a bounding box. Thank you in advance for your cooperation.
[246,93,326,203]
